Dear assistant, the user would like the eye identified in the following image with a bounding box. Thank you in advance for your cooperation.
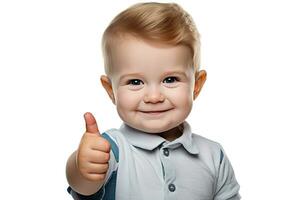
[163,76,179,84]
[127,79,144,85]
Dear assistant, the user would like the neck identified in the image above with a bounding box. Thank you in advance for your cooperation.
[158,123,184,141]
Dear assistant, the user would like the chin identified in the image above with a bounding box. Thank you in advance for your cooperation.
[123,120,166,133]
[140,127,166,133]
[138,122,175,133]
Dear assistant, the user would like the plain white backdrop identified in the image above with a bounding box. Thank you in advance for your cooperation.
[0,0,299,199]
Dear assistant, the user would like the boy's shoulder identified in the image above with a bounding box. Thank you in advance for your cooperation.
[192,132,224,151]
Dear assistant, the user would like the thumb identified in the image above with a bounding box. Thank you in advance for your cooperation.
[84,112,100,134]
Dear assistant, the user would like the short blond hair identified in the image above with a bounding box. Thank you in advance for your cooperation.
[102,2,200,76]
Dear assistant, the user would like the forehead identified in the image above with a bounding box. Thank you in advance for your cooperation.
[109,36,193,75]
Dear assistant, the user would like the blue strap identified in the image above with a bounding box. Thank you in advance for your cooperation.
[101,171,118,200]
[100,132,119,200]
[102,132,119,162]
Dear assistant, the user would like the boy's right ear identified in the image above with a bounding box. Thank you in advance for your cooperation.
[100,75,116,105]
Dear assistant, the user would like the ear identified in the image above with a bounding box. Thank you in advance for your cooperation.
[100,75,116,104]
[193,70,207,100]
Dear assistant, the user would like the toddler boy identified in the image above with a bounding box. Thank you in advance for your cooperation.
[66,2,240,200]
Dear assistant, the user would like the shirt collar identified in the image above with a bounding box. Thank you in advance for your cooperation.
[118,121,200,155]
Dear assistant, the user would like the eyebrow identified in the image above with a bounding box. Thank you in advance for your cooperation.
[162,70,188,78]
[119,73,144,82]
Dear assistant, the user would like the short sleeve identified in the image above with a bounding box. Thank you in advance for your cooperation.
[67,186,104,200]
[67,132,119,200]
[214,145,241,200]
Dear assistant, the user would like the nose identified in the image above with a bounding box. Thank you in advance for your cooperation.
[143,85,165,103]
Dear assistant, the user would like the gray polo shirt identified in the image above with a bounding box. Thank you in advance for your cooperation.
[68,121,241,200]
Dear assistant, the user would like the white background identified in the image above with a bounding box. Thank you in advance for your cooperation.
[0,0,299,199]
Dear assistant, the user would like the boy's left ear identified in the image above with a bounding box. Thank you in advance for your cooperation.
[193,70,207,100]
[100,75,116,104]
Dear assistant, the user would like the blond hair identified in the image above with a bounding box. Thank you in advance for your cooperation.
[102,2,200,76]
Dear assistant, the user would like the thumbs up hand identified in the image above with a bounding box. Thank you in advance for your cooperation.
[76,112,111,182]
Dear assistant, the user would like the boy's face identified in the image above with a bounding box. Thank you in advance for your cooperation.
[101,36,206,134]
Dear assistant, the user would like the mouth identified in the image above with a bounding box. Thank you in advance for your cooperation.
[139,108,173,114]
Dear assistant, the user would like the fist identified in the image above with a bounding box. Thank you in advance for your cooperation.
[76,112,111,182]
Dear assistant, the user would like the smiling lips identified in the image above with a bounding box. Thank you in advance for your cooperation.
[140,108,173,114]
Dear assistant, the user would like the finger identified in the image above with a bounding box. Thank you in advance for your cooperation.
[88,151,110,164]
[90,137,111,153]
[84,112,100,134]
[84,173,107,182]
[87,163,109,174]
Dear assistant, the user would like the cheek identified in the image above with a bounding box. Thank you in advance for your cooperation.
[115,89,140,111]
[170,86,193,106]
[178,93,193,119]
[169,87,193,118]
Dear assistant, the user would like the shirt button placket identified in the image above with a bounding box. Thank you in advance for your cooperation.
[160,147,177,198]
